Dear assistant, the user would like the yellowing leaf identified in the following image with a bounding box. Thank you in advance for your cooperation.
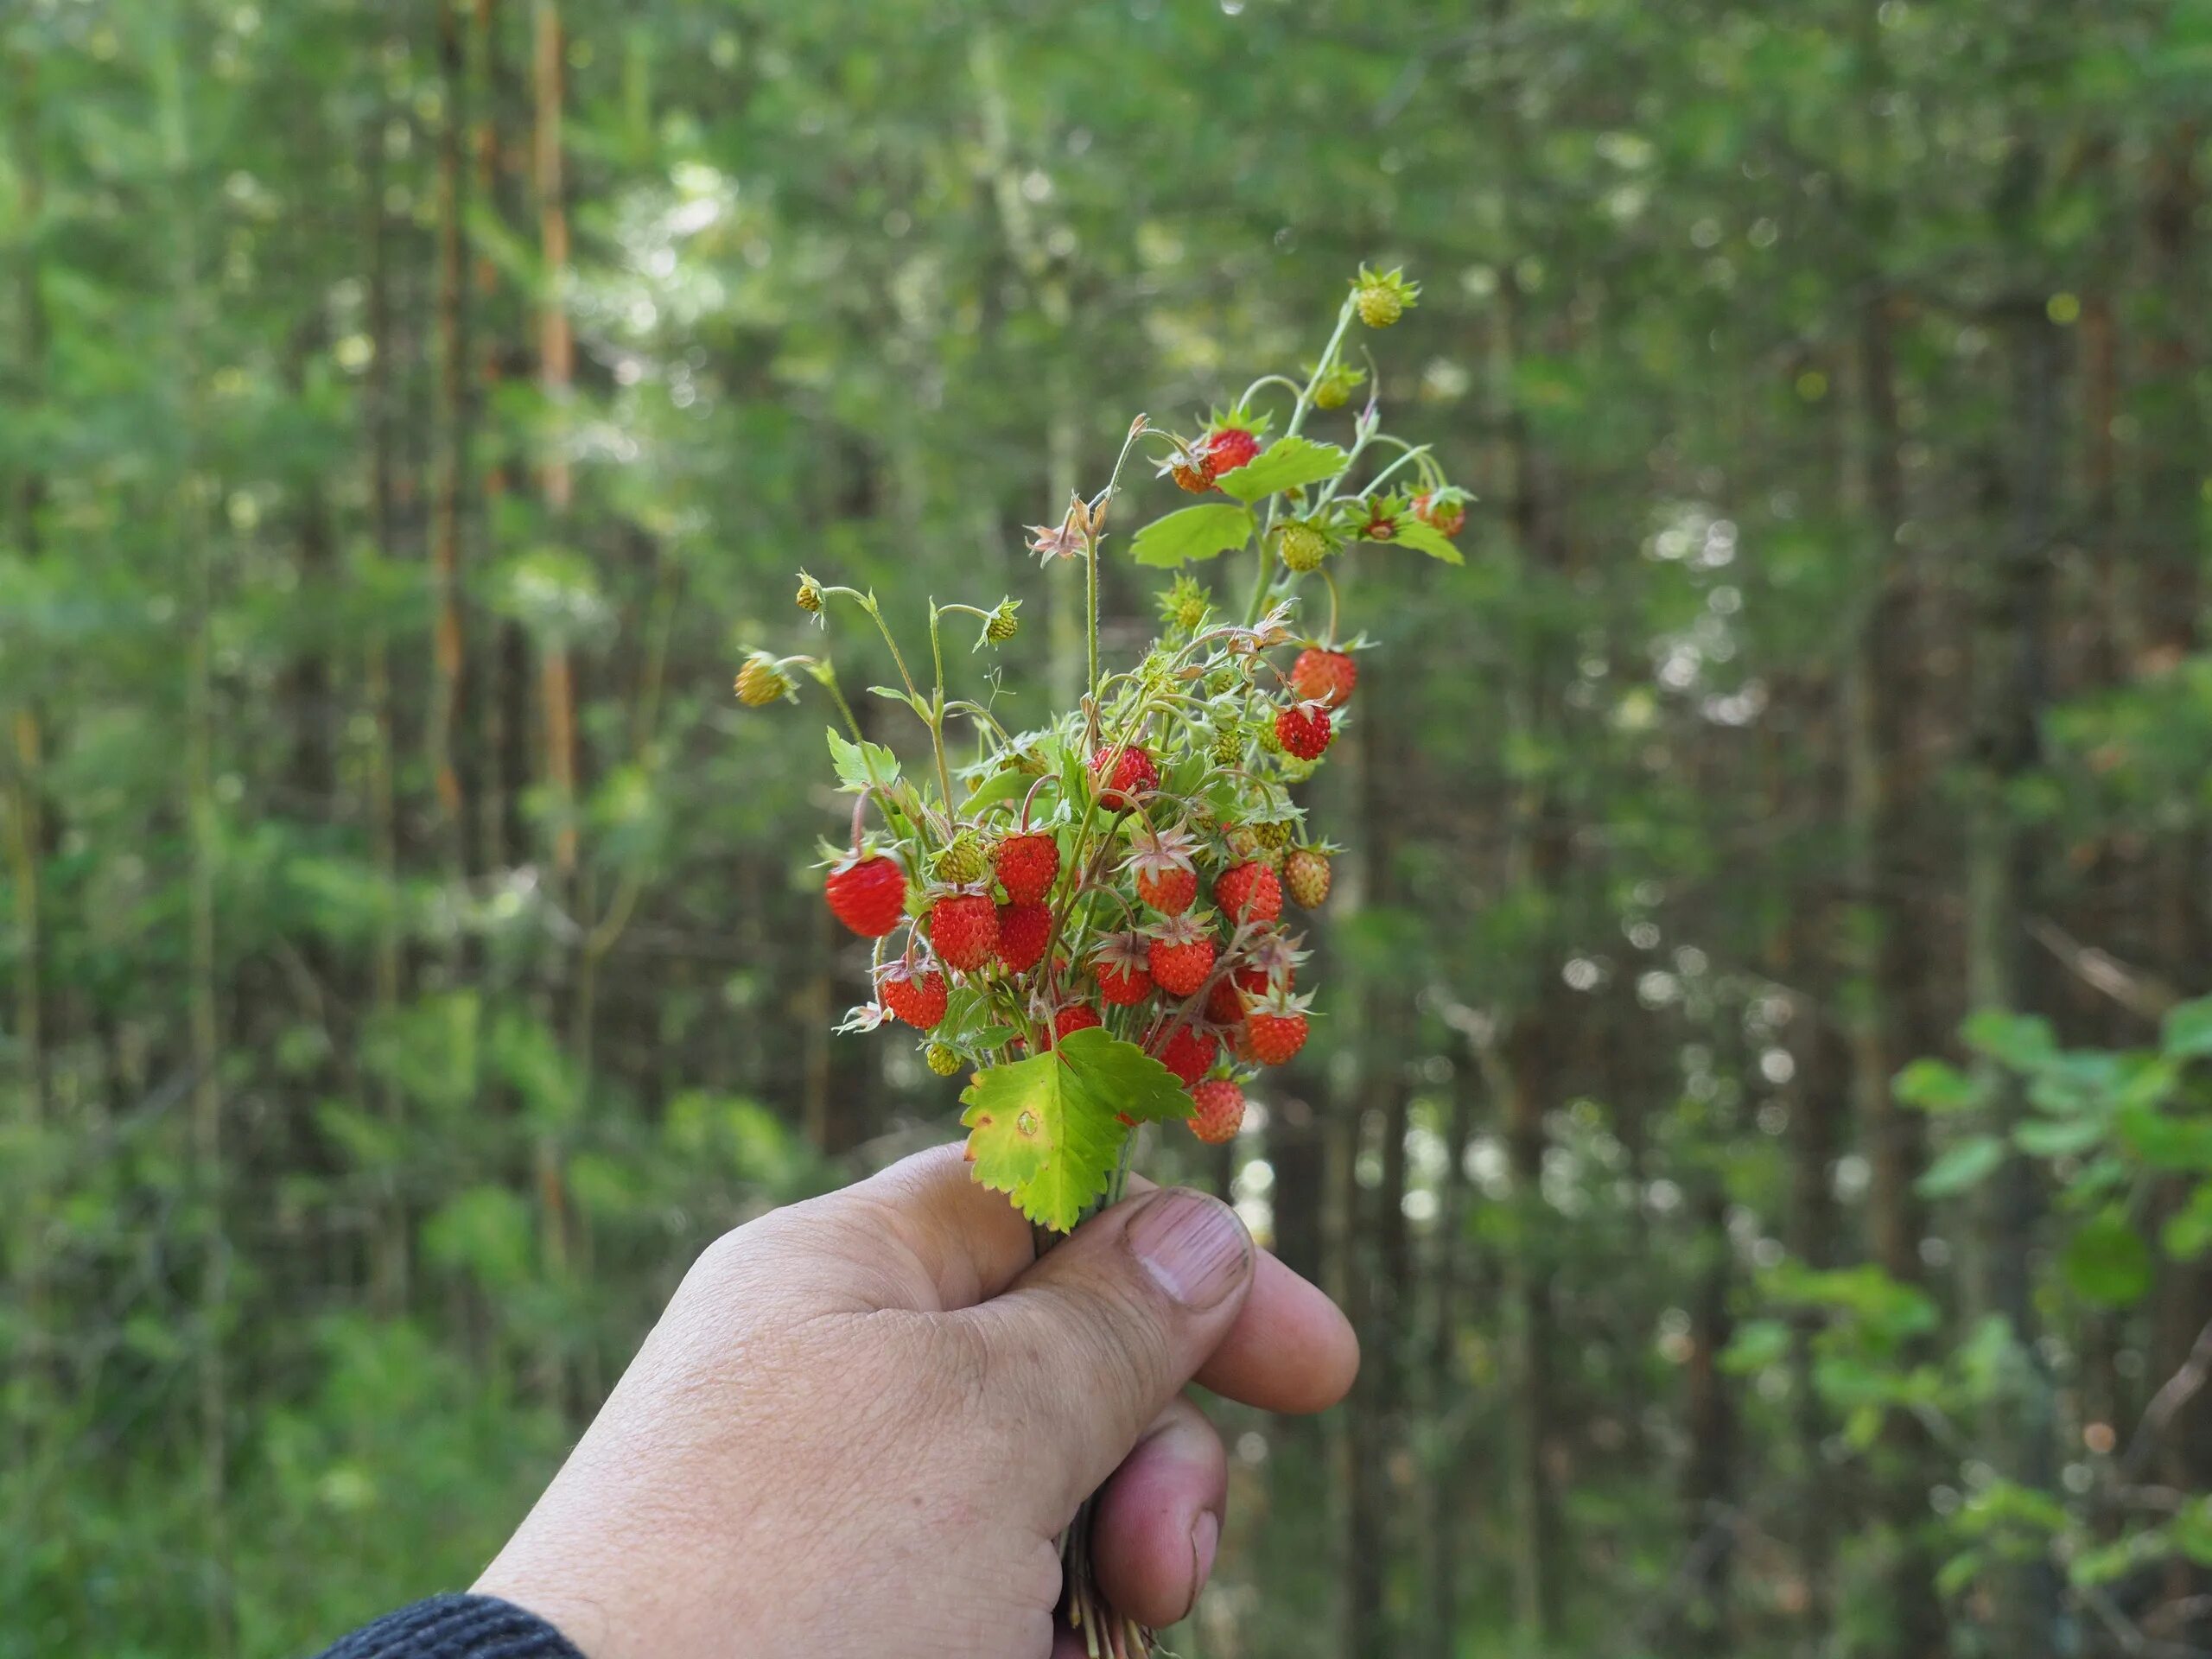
[959,1028,1193,1230]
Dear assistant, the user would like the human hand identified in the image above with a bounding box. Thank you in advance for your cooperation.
[474,1144,1358,1658]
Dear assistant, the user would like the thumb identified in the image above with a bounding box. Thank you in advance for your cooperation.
[958,1186,1255,1528]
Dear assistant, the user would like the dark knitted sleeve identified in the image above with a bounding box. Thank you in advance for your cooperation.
[311,1594,586,1659]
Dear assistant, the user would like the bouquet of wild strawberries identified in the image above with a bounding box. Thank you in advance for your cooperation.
[737,266,1459,1655]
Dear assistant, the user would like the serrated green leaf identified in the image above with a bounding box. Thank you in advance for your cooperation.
[1130,503,1255,568]
[959,1028,1193,1230]
[2063,1210,2153,1307]
[963,767,1042,812]
[1212,436,1349,504]
[1917,1135,2005,1198]
[827,727,901,793]
[1387,518,1466,564]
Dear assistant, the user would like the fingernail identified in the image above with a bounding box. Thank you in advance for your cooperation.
[1126,1189,1249,1309]
[1191,1509,1221,1593]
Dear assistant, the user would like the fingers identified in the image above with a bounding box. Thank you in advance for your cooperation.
[1194,1249,1359,1414]
[1090,1397,1229,1631]
[959,1186,1255,1523]
[1120,1173,1359,1414]
[719,1146,1356,1425]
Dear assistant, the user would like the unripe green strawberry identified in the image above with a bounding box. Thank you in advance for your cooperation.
[925,1041,963,1076]
[795,571,824,613]
[984,599,1020,642]
[1308,359,1366,410]
[1352,264,1418,328]
[1284,846,1333,909]
[1254,820,1294,855]
[1157,575,1211,632]
[1210,724,1243,766]
[1189,1077,1246,1144]
[734,652,796,707]
[1357,286,1402,327]
[1275,518,1329,574]
[931,830,988,886]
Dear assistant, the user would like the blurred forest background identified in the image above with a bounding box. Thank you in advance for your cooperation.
[4,2,2212,1656]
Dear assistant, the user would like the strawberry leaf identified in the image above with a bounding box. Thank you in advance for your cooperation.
[963,767,1042,812]
[827,727,901,792]
[959,1027,1193,1230]
[1131,503,1255,569]
[1387,519,1465,564]
[1212,436,1348,504]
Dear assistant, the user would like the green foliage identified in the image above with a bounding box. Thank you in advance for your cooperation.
[1129,503,1256,568]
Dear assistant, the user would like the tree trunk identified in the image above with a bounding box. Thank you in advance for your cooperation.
[430,0,477,882]
[1852,263,1950,1659]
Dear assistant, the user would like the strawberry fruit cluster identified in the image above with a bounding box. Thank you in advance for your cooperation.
[742,267,1462,1237]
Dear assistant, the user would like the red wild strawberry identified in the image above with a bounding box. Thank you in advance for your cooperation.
[929,892,1000,972]
[1160,443,1215,493]
[1052,1002,1103,1043]
[1274,702,1333,761]
[1138,867,1198,914]
[877,962,949,1031]
[1205,976,1247,1025]
[1284,847,1332,909]
[1189,1077,1245,1145]
[1156,1023,1219,1089]
[1204,426,1260,476]
[823,854,907,938]
[1126,819,1200,915]
[1147,912,1217,999]
[1245,988,1313,1066]
[995,900,1052,973]
[993,831,1060,905]
[1236,928,1305,995]
[1413,489,1466,538]
[1215,860,1283,925]
[1091,931,1156,1007]
[1289,646,1358,709]
[1090,743,1159,811]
